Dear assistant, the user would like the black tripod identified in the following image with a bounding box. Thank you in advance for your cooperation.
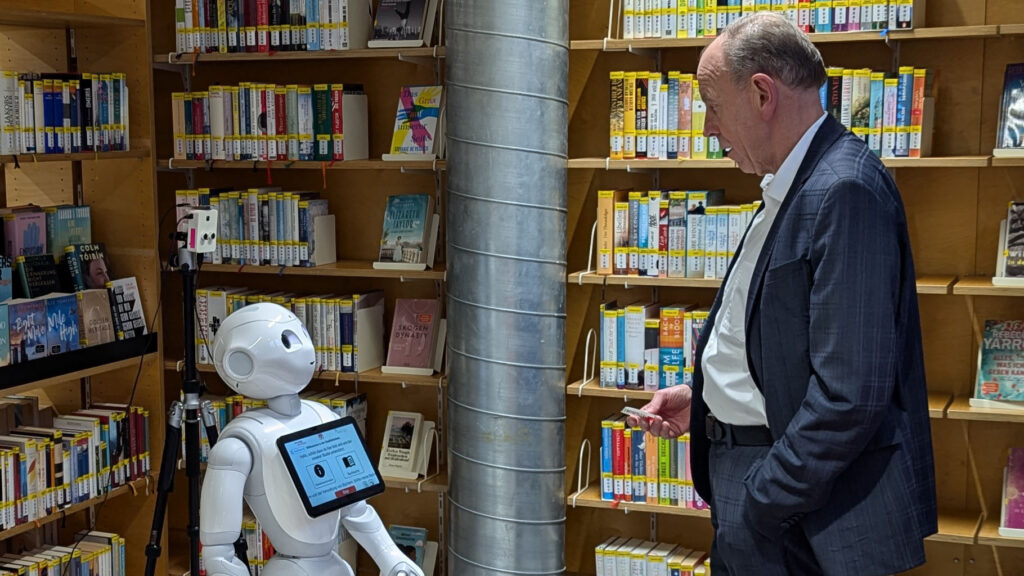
[144,242,248,576]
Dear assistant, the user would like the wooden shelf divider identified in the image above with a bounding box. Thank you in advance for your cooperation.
[569,271,956,295]
[1,147,149,164]
[951,277,1024,297]
[926,511,984,545]
[166,361,446,388]
[567,485,711,519]
[567,157,990,170]
[946,396,1024,424]
[566,379,655,402]
[161,158,445,172]
[384,472,448,494]
[929,392,953,418]
[193,261,445,281]
[0,478,149,541]
[0,4,145,28]
[157,46,444,64]
[978,517,1024,549]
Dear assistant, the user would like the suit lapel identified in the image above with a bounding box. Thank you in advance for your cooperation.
[742,115,848,376]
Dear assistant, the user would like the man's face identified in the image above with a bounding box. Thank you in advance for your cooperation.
[697,40,767,175]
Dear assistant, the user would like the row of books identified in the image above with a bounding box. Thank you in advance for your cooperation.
[819,66,934,158]
[171,83,368,162]
[600,302,709,391]
[2,205,92,261]
[0,531,126,576]
[177,188,335,268]
[596,537,709,576]
[195,287,385,373]
[0,403,149,529]
[174,0,441,54]
[189,390,367,464]
[601,415,708,510]
[1,280,147,367]
[596,189,754,280]
[619,0,916,41]
[0,71,130,156]
[2,243,113,302]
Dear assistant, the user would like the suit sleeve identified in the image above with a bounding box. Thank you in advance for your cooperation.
[743,177,903,538]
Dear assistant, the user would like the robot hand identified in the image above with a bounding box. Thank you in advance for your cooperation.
[341,502,425,576]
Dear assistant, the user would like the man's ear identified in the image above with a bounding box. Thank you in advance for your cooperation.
[750,73,777,121]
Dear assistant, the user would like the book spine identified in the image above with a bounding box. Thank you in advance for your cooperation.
[909,68,926,158]
[313,84,331,161]
[257,0,270,52]
[623,71,636,159]
[610,71,624,160]
[895,66,913,157]
[331,84,344,160]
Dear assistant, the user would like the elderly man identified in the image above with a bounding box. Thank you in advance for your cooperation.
[630,13,937,576]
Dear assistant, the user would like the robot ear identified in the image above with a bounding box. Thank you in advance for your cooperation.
[225,349,255,381]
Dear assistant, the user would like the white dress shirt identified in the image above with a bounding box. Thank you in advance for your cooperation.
[701,113,828,427]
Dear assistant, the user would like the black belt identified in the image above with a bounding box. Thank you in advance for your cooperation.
[706,414,773,447]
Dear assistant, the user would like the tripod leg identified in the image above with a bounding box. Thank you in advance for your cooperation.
[144,402,183,576]
[185,405,203,576]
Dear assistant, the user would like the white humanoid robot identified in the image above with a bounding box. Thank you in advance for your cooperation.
[199,302,424,576]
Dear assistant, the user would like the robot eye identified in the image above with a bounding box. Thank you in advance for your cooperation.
[281,330,301,350]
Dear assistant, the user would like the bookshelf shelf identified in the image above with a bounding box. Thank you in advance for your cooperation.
[567,157,991,170]
[991,155,1024,167]
[929,392,953,418]
[999,24,1024,36]
[946,396,1024,424]
[157,46,444,65]
[0,477,149,541]
[161,158,445,172]
[568,271,956,295]
[567,379,655,402]
[0,148,149,165]
[951,277,1024,297]
[384,472,448,493]
[978,517,1024,549]
[570,25,1002,51]
[193,261,446,281]
[927,511,983,545]
[166,361,447,388]
[1,335,158,396]
[0,4,146,29]
[568,485,711,519]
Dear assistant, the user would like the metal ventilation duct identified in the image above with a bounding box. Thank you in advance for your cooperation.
[445,1,568,574]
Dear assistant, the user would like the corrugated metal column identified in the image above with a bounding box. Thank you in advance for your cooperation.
[445,1,568,575]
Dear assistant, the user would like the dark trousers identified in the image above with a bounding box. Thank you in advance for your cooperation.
[708,441,824,575]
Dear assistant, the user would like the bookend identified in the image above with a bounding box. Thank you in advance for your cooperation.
[143,210,249,576]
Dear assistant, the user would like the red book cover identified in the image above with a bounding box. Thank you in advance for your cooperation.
[659,201,668,278]
[612,419,624,502]
[385,299,439,369]
[257,0,270,52]
[622,428,632,502]
[245,0,258,52]
[275,88,288,160]
[331,85,344,161]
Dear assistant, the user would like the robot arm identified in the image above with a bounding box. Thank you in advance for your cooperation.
[200,436,253,576]
[341,501,424,576]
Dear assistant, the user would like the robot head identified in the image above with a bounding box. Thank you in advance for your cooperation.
[212,302,316,399]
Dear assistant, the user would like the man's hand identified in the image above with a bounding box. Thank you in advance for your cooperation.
[626,386,692,438]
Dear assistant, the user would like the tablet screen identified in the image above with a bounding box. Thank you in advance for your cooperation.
[277,416,385,517]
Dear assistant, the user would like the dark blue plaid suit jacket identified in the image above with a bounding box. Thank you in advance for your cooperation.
[690,115,938,576]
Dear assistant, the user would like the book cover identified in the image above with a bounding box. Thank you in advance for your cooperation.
[106,277,148,340]
[0,255,11,302]
[388,524,427,567]
[8,298,47,364]
[44,205,91,255]
[43,293,79,355]
[379,410,422,480]
[1005,202,1024,278]
[995,63,1024,151]
[4,212,46,258]
[385,298,439,369]
[1002,447,1024,533]
[377,194,433,266]
[0,303,8,367]
[371,0,427,44]
[66,243,112,291]
[973,320,1024,406]
[16,255,60,299]
[385,85,442,158]
[76,289,115,347]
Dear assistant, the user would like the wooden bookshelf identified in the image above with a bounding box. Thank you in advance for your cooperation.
[946,396,1024,424]
[926,511,983,545]
[0,4,145,29]
[978,517,1024,549]
[0,478,150,541]
[165,361,446,389]
[158,46,444,64]
[570,25,1002,51]
[567,379,655,401]
[384,472,449,494]
[929,392,953,418]
[568,271,956,294]
[568,485,711,519]
[194,261,446,281]
[567,157,991,170]
[991,155,1024,167]
[952,277,1024,297]
[999,24,1024,36]
[0,146,149,164]
[161,158,446,172]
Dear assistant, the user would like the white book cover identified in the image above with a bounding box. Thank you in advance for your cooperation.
[210,87,226,160]
[623,0,635,39]
[716,209,729,279]
[647,74,660,159]
[383,85,442,160]
[379,410,423,480]
[703,207,717,280]
[625,302,655,388]
[353,290,385,372]
[368,0,439,48]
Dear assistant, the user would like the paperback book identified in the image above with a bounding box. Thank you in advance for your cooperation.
[994,63,1024,158]
[373,194,438,271]
[382,298,444,376]
[1001,446,1024,537]
[971,320,1024,410]
[368,0,440,48]
[383,85,443,160]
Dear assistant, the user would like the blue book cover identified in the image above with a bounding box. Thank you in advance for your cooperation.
[8,298,47,363]
[377,194,431,265]
[868,73,884,157]
[0,303,8,367]
[974,320,1024,403]
[616,309,626,388]
[54,82,65,153]
[307,0,321,50]
[631,425,645,501]
[0,256,11,302]
[45,205,92,255]
[895,66,914,157]
[388,524,427,567]
[659,347,684,389]
[44,293,79,355]
[600,418,613,501]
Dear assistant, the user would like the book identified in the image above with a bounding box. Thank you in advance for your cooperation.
[383,298,441,375]
[8,298,47,364]
[65,243,112,291]
[4,212,46,258]
[971,320,1024,410]
[106,277,148,340]
[379,410,423,480]
[0,303,7,367]
[0,256,11,302]
[994,63,1024,157]
[388,525,427,567]
[373,194,438,271]
[1001,447,1024,537]
[368,0,440,48]
[41,293,79,356]
[44,205,91,255]
[383,85,443,160]
[15,255,61,299]
[995,202,1024,285]
[76,289,115,347]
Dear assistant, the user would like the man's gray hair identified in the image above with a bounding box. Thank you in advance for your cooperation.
[720,12,827,91]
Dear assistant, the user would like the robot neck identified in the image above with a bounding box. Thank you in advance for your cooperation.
[267,394,302,417]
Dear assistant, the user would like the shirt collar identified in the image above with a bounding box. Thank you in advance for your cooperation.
[760,113,828,206]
